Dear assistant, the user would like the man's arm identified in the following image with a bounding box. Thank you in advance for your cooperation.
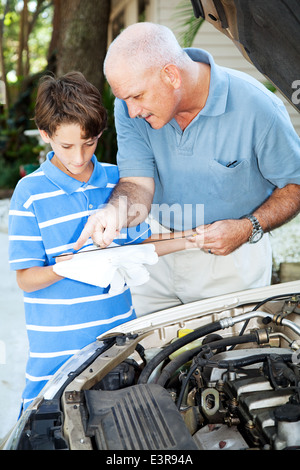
[74,176,155,250]
[192,184,300,255]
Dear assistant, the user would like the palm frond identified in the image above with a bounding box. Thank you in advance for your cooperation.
[173,0,205,48]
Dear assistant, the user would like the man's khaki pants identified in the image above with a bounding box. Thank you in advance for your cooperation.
[131,234,272,317]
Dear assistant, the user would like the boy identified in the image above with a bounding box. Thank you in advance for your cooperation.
[8,72,193,411]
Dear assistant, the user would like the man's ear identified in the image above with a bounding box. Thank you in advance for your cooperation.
[161,64,181,89]
[38,129,51,144]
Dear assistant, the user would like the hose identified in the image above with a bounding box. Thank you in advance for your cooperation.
[138,308,300,385]
[174,333,258,409]
[220,311,300,337]
[217,353,292,370]
[137,321,224,384]
[157,333,258,388]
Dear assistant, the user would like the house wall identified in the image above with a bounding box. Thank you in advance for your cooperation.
[109,0,300,135]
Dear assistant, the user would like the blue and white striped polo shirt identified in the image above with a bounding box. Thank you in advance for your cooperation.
[8,151,150,409]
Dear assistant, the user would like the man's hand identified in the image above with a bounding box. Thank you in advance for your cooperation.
[74,204,123,251]
[187,219,252,255]
[188,184,300,256]
[74,177,155,251]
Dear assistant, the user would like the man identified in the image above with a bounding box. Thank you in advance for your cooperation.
[75,22,300,316]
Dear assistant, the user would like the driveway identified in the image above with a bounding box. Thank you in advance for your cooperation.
[0,230,28,440]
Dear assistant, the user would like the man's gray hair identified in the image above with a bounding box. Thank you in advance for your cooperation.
[104,22,188,75]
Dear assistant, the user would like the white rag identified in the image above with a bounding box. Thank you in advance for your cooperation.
[53,244,158,295]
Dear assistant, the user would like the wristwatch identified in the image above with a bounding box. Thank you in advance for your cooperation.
[244,214,264,244]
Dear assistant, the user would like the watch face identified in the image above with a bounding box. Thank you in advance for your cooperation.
[250,230,263,243]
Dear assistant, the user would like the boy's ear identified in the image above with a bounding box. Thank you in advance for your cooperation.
[38,129,51,144]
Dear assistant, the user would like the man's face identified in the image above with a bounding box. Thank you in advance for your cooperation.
[108,64,181,130]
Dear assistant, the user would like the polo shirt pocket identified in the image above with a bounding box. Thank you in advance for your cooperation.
[208,158,250,201]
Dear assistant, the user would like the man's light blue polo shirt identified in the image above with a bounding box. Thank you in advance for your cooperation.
[115,48,300,230]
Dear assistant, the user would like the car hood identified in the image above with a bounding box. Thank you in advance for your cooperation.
[3,280,300,450]
[191,0,300,112]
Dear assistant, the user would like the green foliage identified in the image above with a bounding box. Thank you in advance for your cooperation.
[0,107,42,188]
[0,1,54,188]
[263,81,277,93]
[174,0,205,47]
[1,0,53,82]
[0,70,45,189]
[95,81,117,165]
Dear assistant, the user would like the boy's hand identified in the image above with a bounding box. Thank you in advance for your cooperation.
[55,253,73,263]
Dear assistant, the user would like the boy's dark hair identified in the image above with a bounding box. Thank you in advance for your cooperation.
[34,71,107,139]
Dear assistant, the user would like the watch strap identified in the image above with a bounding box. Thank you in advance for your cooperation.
[244,214,264,243]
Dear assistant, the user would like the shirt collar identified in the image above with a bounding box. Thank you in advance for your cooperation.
[184,48,229,117]
[41,151,108,194]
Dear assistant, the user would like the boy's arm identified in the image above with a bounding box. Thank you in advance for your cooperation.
[16,265,65,293]
[145,229,196,256]
[16,253,74,293]
[16,231,196,293]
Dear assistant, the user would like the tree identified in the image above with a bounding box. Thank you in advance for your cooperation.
[0,0,11,107]
[17,0,49,78]
[48,0,111,92]
[0,0,53,108]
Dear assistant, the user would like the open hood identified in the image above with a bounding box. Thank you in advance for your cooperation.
[3,281,300,450]
[191,0,300,112]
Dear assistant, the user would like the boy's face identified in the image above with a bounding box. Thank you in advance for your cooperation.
[39,123,100,179]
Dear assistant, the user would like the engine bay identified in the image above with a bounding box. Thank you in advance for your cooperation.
[9,291,300,451]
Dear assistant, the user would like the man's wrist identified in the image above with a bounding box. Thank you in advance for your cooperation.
[243,217,254,240]
[243,214,264,243]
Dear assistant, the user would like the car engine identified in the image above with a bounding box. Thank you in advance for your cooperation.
[6,291,300,451]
